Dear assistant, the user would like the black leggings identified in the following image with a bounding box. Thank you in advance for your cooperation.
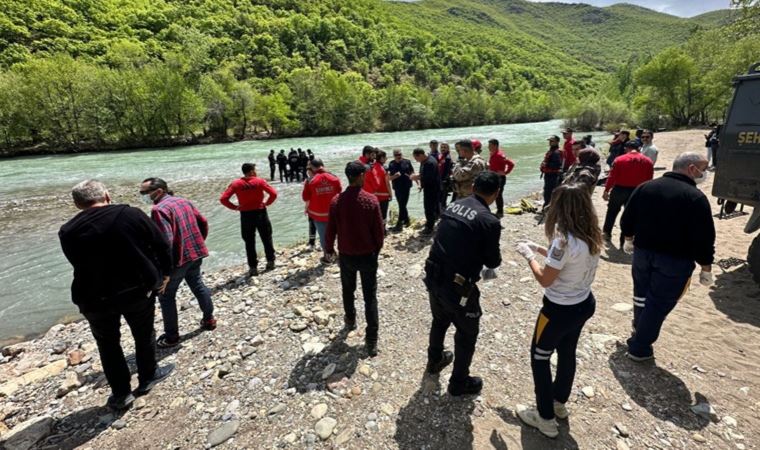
[530,293,596,419]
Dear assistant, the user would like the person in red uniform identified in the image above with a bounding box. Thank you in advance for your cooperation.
[487,138,516,217]
[220,163,278,276]
[358,145,379,196]
[472,139,483,155]
[561,127,577,173]
[373,150,393,230]
[602,141,654,246]
[302,158,342,262]
[325,161,385,357]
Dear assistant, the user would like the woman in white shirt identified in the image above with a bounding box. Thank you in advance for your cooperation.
[514,183,603,438]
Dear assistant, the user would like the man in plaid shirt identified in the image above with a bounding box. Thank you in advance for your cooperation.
[140,178,216,348]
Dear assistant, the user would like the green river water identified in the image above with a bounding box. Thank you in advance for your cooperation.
[0,119,607,343]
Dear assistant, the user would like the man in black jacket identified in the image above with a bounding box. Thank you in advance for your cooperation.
[59,180,175,410]
[411,148,441,235]
[268,149,276,181]
[276,150,288,183]
[620,152,715,362]
[424,172,502,396]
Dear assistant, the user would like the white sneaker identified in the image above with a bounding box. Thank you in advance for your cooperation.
[553,401,569,419]
[517,407,559,438]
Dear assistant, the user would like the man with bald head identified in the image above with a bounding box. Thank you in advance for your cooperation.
[620,152,715,362]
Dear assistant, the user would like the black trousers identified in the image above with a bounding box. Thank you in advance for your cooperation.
[308,217,316,246]
[495,175,507,214]
[543,173,561,207]
[379,200,389,224]
[603,186,636,240]
[394,188,411,227]
[531,294,596,419]
[423,187,440,231]
[278,165,287,183]
[339,253,379,343]
[269,164,276,181]
[83,297,157,397]
[425,271,481,385]
[240,209,276,268]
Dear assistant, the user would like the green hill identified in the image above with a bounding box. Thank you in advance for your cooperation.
[0,0,727,153]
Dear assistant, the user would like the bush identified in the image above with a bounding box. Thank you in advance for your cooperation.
[560,96,633,131]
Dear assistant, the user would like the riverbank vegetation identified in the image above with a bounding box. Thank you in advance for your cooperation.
[0,0,732,155]
[561,1,760,131]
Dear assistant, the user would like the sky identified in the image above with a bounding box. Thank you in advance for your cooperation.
[528,0,731,17]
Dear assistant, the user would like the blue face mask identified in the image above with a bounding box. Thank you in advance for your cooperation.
[693,167,709,185]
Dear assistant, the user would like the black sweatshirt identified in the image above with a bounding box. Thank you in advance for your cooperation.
[621,172,715,266]
[59,204,173,313]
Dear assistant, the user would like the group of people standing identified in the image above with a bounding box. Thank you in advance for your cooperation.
[269,148,314,183]
[58,129,716,443]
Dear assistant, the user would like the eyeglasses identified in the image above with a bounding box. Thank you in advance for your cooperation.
[642,135,652,139]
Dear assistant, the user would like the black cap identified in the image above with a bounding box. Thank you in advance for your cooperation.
[624,140,640,148]
[547,135,560,141]
[562,127,573,133]
[345,161,367,178]
[430,139,438,144]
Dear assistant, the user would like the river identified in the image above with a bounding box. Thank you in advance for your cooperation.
[0,120,606,344]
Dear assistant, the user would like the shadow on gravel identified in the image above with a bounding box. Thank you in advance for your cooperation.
[495,406,579,449]
[392,233,433,254]
[608,344,709,430]
[709,267,760,328]
[287,328,367,393]
[40,405,125,449]
[600,246,633,265]
[281,264,327,288]
[394,374,476,450]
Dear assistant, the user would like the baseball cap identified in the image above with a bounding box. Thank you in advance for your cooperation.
[562,127,573,133]
[345,161,367,178]
[624,140,641,148]
[472,139,482,150]
[547,135,560,141]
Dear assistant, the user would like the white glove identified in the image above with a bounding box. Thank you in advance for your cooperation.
[515,243,536,262]
[623,239,634,255]
[522,241,541,253]
[699,270,714,286]
[481,268,498,280]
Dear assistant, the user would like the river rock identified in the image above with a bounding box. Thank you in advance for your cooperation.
[251,335,265,347]
[0,415,54,450]
[303,342,326,355]
[56,371,82,398]
[691,402,718,422]
[722,416,737,427]
[611,303,633,312]
[111,419,127,430]
[51,341,67,355]
[314,311,331,326]
[311,403,328,419]
[315,417,337,440]
[335,428,353,446]
[614,422,630,437]
[692,433,707,443]
[322,363,336,380]
[290,321,308,332]
[207,420,240,447]
[0,359,67,397]
[581,386,595,398]
[67,349,86,366]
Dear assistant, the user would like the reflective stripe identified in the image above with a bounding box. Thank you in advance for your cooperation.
[533,354,552,361]
[535,347,553,355]
[307,210,329,217]
[633,302,645,307]
[535,313,549,344]
[633,296,646,301]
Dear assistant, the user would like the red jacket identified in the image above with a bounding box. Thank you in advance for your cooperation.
[359,156,379,196]
[562,139,577,171]
[488,150,515,175]
[220,177,278,211]
[302,169,342,222]
[325,186,384,256]
[605,151,654,192]
[372,163,391,201]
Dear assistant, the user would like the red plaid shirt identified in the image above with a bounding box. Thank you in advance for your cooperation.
[151,195,209,268]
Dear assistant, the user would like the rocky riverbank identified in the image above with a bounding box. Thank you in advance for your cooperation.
[1,129,759,450]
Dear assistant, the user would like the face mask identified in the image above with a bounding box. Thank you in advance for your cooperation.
[141,193,153,205]
[693,168,709,185]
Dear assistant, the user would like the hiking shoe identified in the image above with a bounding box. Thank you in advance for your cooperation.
[106,393,135,411]
[366,341,378,357]
[156,334,179,349]
[553,401,569,420]
[391,224,403,232]
[421,228,435,236]
[265,261,276,271]
[134,363,175,396]
[344,316,357,331]
[603,232,612,243]
[200,317,217,331]
[517,407,559,438]
[626,352,654,363]
[426,351,454,375]
[248,267,259,277]
[448,376,483,396]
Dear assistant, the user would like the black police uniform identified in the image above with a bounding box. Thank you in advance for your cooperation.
[424,194,502,389]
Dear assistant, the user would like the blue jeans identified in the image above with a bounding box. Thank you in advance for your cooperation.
[314,220,327,251]
[159,259,214,339]
[627,248,694,357]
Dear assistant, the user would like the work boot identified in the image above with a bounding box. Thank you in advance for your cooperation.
[265,261,276,271]
[344,316,357,331]
[426,350,454,374]
[248,267,259,277]
[366,340,378,357]
[517,407,559,438]
[106,393,135,411]
[448,376,483,396]
[134,363,175,397]
[391,224,403,232]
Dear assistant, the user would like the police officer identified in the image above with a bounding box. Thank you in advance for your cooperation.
[424,171,502,396]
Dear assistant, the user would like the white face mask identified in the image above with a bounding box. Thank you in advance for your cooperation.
[693,167,709,185]
[141,193,153,205]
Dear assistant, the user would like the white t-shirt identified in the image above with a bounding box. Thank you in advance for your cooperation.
[641,144,659,164]
[543,233,599,305]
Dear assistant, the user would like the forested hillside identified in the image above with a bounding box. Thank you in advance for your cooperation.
[0,0,727,154]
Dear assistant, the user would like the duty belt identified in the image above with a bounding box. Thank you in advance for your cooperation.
[425,259,475,306]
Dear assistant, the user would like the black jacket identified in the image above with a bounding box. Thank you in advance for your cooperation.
[621,172,715,266]
[59,205,173,313]
[419,155,440,191]
[428,195,502,281]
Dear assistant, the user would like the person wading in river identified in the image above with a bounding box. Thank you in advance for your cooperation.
[60,180,175,410]
[220,163,279,276]
[141,177,216,348]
